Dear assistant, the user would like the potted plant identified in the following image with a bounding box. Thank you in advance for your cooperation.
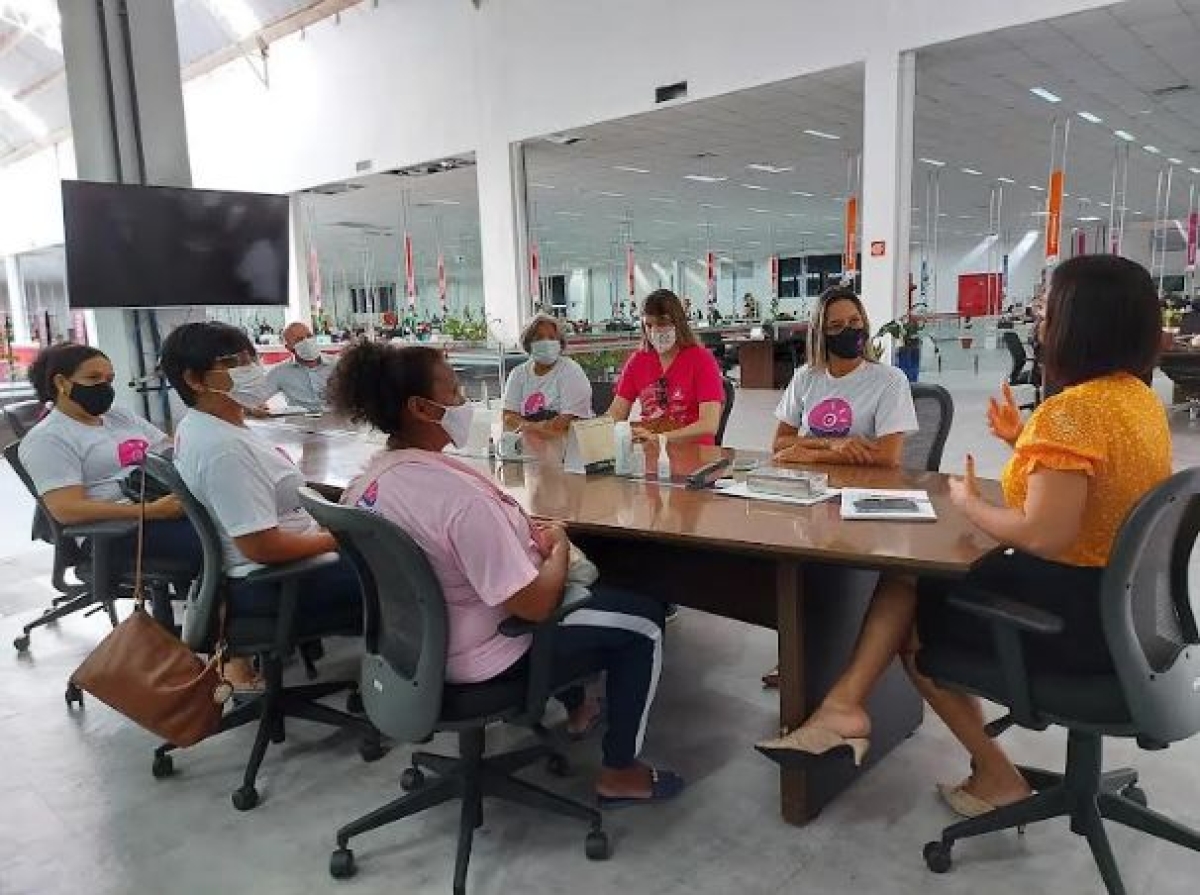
[875,305,928,382]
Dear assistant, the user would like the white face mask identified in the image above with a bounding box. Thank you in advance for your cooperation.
[529,339,562,366]
[648,326,677,354]
[431,400,474,448]
[219,363,274,410]
[293,337,321,362]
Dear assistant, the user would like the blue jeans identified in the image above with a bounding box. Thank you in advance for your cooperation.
[226,555,363,637]
[111,519,203,580]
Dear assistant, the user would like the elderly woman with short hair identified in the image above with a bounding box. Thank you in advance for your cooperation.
[501,313,594,436]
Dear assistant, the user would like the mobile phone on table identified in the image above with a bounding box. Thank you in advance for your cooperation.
[853,497,919,513]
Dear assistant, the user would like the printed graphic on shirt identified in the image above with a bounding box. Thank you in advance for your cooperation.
[117,438,150,467]
[807,397,854,437]
[357,480,379,510]
[522,392,548,417]
[639,380,688,424]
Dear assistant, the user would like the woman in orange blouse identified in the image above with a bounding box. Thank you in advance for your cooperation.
[758,255,1169,817]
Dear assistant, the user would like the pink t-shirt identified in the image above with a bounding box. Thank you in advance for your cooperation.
[615,344,725,445]
[342,450,537,684]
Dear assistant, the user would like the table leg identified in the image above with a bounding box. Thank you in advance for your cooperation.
[775,558,808,825]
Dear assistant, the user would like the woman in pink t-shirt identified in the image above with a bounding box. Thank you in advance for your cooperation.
[330,341,684,808]
[608,289,725,446]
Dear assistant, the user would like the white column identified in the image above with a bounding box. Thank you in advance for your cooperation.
[286,194,314,327]
[860,50,917,333]
[4,255,31,343]
[477,139,530,347]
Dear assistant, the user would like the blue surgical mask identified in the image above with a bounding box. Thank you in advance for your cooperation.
[530,340,562,366]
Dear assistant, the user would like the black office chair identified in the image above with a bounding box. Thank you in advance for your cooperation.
[716,377,737,446]
[589,379,615,417]
[918,468,1200,894]
[1001,330,1041,409]
[4,442,189,675]
[903,383,954,473]
[143,454,384,810]
[298,487,611,895]
[700,330,733,375]
[3,399,46,438]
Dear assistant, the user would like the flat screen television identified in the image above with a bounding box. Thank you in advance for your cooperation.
[62,180,290,308]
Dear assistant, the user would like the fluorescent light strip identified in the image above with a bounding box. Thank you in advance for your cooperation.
[529,182,556,189]
[803,129,841,140]
[613,165,650,174]
[740,183,769,191]
[698,202,724,209]
[647,196,676,203]
[790,190,813,197]
[996,177,1016,184]
[746,163,794,174]
[684,174,727,183]
[1077,111,1103,124]
[1114,130,1135,142]
[748,208,772,213]
[1029,184,1045,192]
[1169,157,1182,165]
[919,158,946,167]
[554,211,584,217]
[1030,87,1061,103]
[594,191,624,197]
[961,168,983,176]
[1191,168,1200,175]
[1144,145,1161,155]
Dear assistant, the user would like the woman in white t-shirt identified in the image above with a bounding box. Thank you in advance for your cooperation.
[772,286,918,467]
[501,314,593,437]
[18,344,199,575]
[761,287,919,688]
[160,322,361,659]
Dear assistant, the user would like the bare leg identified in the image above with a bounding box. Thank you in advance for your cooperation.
[903,655,1031,806]
[799,573,920,739]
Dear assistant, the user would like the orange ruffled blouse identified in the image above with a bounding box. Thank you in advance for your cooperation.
[1001,372,1171,567]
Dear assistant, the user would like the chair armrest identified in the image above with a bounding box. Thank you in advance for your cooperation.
[497,586,597,638]
[60,520,138,541]
[947,585,1064,636]
[239,551,341,586]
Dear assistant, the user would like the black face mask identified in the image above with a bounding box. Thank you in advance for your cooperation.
[826,327,866,360]
[68,381,116,417]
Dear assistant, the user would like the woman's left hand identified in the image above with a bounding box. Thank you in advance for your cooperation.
[630,425,656,444]
[948,454,981,510]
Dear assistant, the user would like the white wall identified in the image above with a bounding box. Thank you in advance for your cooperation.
[912,230,1048,314]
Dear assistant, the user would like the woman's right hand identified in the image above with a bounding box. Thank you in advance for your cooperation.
[987,383,1024,446]
[146,494,184,520]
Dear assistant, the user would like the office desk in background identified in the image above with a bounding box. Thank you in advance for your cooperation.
[254,417,997,825]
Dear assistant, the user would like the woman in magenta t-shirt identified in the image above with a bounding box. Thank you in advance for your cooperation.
[608,289,725,445]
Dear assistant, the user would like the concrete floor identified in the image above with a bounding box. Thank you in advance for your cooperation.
[3,357,1200,895]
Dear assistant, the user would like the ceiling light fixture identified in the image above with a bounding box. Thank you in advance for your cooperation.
[741,183,769,191]
[1077,111,1103,124]
[748,207,772,213]
[652,220,678,226]
[961,168,983,176]
[1078,215,1102,222]
[789,190,814,197]
[746,163,794,174]
[529,182,556,189]
[996,177,1016,184]
[1030,87,1062,103]
[1169,157,1182,165]
[684,174,728,183]
[647,196,676,203]
[594,190,624,198]
[205,0,261,40]
[1029,184,1045,191]
[698,202,724,209]
[554,211,584,218]
[613,165,650,174]
[803,129,841,140]
[735,226,755,231]
[1114,130,1136,142]
[425,199,461,206]
[919,158,947,167]
[1144,145,1161,155]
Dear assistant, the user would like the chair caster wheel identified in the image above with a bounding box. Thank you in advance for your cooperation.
[1122,785,1148,808]
[346,691,364,714]
[923,841,953,874]
[231,786,259,811]
[400,767,425,792]
[13,634,30,652]
[585,829,612,861]
[152,754,175,779]
[329,847,356,880]
[546,753,570,777]
[359,739,387,763]
[65,683,84,708]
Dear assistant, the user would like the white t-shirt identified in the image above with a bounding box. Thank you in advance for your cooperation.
[19,406,168,501]
[775,362,918,440]
[502,356,593,420]
[173,410,315,576]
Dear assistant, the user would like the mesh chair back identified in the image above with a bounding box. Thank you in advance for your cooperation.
[143,453,226,651]
[5,440,69,546]
[590,380,615,417]
[716,377,737,446]
[3,400,45,438]
[1001,331,1028,386]
[903,383,954,473]
[299,487,448,743]
[1102,468,1200,744]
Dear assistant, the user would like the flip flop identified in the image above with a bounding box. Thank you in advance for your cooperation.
[755,726,870,768]
[937,782,998,819]
[596,768,686,810]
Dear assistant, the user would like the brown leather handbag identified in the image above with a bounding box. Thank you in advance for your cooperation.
[71,467,226,748]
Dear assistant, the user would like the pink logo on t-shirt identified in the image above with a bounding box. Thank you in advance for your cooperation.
[522,392,548,417]
[808,398,854,437]
[117,438,150,467]
[357,480,379,510]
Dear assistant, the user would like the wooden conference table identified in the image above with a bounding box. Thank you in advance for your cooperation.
[256,416,997,826]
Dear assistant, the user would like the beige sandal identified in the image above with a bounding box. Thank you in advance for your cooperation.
[937,782,998,819]
[755,725,870,768]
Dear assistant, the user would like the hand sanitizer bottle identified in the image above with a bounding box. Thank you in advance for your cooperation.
[657,434,671,480]
[614,421,633,475]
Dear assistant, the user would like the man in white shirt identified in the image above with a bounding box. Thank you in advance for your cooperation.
[263,321,334,411]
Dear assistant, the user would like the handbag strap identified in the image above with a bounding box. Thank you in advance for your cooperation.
[133,463,147,609]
